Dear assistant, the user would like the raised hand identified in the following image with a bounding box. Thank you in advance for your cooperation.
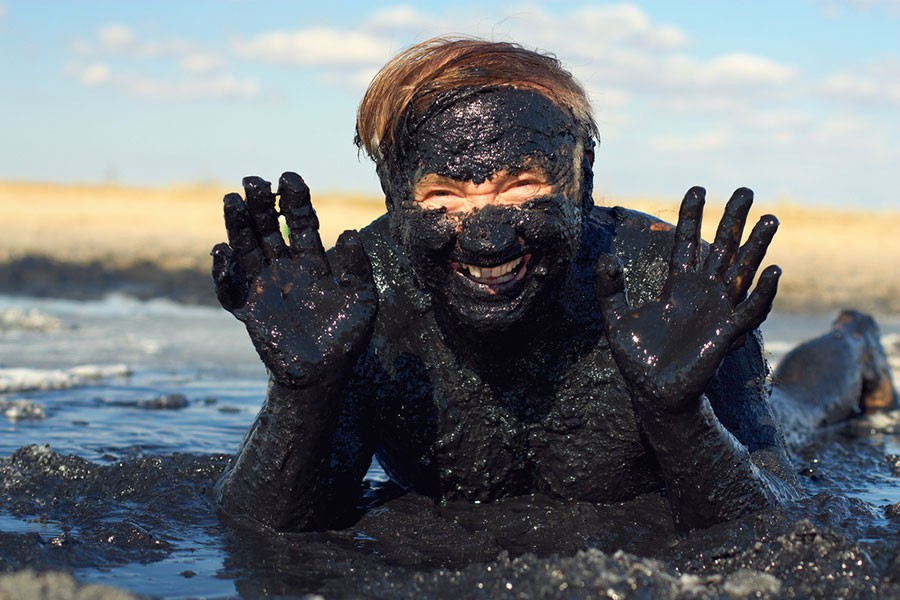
[211,172,377,388]
[595,187,781,415]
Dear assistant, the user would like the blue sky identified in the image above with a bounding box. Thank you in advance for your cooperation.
[1,1,898,209]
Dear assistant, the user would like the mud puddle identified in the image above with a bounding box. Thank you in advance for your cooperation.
[1,295,899,598]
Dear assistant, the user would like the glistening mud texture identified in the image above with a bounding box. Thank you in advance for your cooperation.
[212,89,796,535]
[1,297,898,597]
[384,88,586,333]
[1,436,899,598]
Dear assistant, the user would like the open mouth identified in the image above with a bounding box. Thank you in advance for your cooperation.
[451,254,531,294]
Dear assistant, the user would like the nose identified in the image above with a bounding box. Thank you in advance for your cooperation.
[457,206,518,257]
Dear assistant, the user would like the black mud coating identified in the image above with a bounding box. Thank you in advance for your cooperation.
[342,205,795,524]
[2,437,900,598]
[383,86,582,206]
[383,87,585,333]
[212,199,800,533]
[397,198,581,334]
[211,88,799,536]
[202,81,899,595]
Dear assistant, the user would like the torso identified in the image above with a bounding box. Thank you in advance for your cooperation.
[370,303,663,502]
[344,205,681,503]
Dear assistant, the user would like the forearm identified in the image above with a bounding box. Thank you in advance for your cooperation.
[639,395,778,531]
[214,376,342,531]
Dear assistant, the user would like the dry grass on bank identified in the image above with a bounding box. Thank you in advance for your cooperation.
[0,180,385,270]
[1,181,898,314]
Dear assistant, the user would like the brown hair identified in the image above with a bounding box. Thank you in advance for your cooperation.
[354,36,598,166]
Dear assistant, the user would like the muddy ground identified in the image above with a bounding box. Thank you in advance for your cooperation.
[0,415,899,598]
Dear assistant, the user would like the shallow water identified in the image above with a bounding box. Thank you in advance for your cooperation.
[1,295,899,598]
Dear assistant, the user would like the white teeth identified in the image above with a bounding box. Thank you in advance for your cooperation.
[459,256,523,283]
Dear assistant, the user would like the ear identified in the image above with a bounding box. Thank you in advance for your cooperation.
[376,163,397,214]
[580,138,596,216]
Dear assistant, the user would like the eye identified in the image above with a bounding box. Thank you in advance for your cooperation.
[499,175,551,204]
[512,178,542,190]
[414,184,468,211]
[421,188,458,200]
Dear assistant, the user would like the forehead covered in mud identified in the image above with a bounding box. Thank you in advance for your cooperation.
[395,86,580,191]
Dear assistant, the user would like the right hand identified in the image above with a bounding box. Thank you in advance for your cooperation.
[594,187,780,416]
[211,172,377,388]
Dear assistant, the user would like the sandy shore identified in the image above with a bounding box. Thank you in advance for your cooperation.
[1,180,898,314]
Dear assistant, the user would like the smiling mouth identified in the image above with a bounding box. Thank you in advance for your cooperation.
[452,254,531,293]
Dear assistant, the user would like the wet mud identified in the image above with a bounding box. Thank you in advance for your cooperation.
[1,417,899,598]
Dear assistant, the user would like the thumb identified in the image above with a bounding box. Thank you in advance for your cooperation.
[210,242,249,316]
[332,229,374,292]
[594,254,630,320]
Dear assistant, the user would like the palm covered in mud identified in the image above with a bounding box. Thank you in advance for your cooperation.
[596,187,781,413]
[211,172,376,387]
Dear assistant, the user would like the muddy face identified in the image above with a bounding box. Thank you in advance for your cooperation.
[383,87,584,332]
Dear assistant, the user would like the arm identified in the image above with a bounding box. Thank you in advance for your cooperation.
[210,172,377,531]
[596,187,792,531]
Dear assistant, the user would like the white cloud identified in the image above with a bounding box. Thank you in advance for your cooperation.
[821,59,900,105]
[818,0,900,15]
[567,4,689,50]
[421,5,792,115]
[738,110,817,133]
[115,73,260,99]
[364,6,439,33]
[639,53,796,91]
[68,61,258,99]
[68,23,244,99]
[224,3,690,74]
[223,1,796,115]
[704,53,796,85]
[482,4,688,60]
[234,28,394,66]
[823,73,880,99]
[77,23,205,60]
[99,24,137,51]
[180,52,222,73]
[77,62,111,86]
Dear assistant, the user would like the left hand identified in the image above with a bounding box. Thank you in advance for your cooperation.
[595,187,781,415]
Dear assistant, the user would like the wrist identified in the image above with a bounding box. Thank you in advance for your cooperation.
[633,392,713,440]
[629,382,706,421]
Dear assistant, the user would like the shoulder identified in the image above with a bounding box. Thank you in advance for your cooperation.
[355,214,429,308]
[582,205,678,307]
[328,213,402,295]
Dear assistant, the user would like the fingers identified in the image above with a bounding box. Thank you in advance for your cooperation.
[332,230,376,299]
[594,254,631,323]
[278,172,330,278]
[733,264,781,337]
[211,242,249,314]
[703,188,753,279]
[224,192,265,276]
[243,176,289,260]
[726,214,779,304]
[668,187,705,283]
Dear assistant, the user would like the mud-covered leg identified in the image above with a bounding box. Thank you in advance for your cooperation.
[771,310,898,451]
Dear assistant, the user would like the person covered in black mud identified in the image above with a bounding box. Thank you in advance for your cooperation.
[210,37,897,533]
